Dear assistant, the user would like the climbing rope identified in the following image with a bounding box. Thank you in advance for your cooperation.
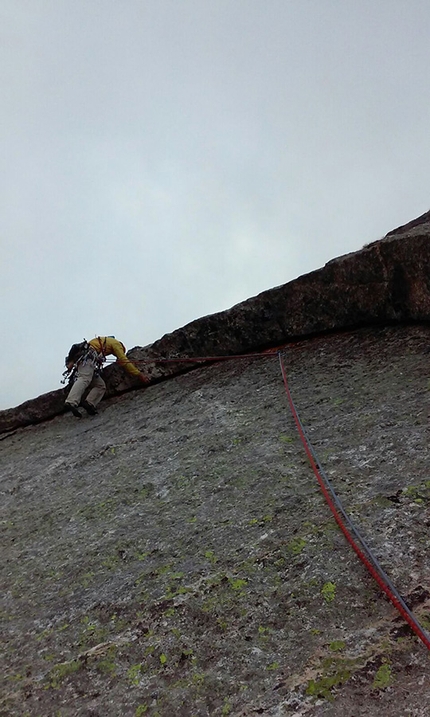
[104,350,277,365]
[278,350,430,651]
[105,345,430,649]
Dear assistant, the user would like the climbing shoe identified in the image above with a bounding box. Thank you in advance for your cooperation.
[82,401,98,416]
[65,403,82,418]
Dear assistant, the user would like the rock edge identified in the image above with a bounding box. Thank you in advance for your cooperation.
[1,214,430,434]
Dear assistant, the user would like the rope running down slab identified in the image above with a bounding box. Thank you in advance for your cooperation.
[107,347,430,649]
[278,350,430,651]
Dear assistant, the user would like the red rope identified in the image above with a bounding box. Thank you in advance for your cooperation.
[278,353,430,651]
[104,350,279,365]
[105,344,430,648]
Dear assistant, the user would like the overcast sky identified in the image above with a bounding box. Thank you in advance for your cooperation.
[1,0,429,409]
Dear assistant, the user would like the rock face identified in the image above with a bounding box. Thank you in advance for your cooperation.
[1,213,430,433]
[1,215,430,716]
[2,324,430,716]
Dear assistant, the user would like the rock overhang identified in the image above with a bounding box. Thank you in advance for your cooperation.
[1,211,430,434]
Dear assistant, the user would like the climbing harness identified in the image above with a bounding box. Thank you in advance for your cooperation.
[92,336,110,359]
[61,340,103,384]
[79,345,103,369]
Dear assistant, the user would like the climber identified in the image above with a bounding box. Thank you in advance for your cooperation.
[64,336,148,418]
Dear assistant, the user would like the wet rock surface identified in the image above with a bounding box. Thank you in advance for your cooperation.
[1,324,430,716]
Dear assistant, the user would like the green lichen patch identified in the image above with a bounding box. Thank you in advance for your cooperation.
[286,537,307,555]
[321,581,336,603]
[372,661,394,690]
[306,668,351,701]
[329,640,346,652]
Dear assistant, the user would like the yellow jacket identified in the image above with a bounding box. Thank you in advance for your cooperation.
[89,336,141,378]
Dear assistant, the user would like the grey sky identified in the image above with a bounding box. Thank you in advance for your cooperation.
[1,0,429,409]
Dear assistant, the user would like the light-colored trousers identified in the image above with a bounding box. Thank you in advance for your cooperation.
[66,364,106,408]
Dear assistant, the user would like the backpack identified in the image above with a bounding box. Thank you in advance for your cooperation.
[65,340,88,366]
